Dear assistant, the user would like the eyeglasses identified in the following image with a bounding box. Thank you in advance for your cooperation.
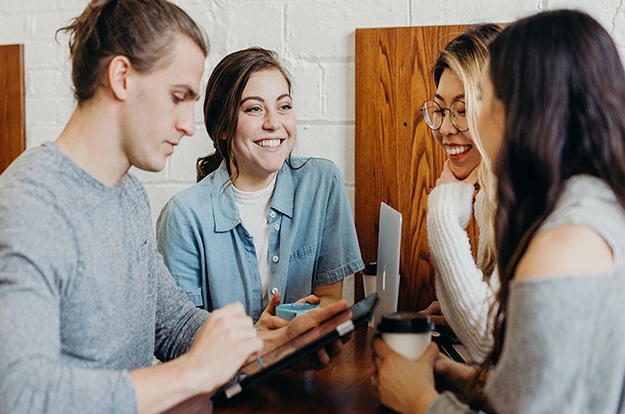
[420,100,468,132]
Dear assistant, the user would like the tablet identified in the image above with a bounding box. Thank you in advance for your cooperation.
[212,293,379,404]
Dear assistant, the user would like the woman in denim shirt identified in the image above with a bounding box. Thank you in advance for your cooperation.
[156,47,364,328]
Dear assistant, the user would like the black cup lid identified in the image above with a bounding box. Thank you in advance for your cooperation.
[377,312,432,333]
[363,261,377,275]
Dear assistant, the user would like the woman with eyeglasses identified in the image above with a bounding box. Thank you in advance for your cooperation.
[373,9,625,413]
[418,24,502,363]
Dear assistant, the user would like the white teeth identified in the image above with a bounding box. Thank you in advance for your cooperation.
[257,139,281,148]
[445,145,472,155]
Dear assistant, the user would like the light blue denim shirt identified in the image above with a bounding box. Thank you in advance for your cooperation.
[156,157,364,321]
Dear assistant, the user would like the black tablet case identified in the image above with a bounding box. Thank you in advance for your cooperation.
[212,293,378,404]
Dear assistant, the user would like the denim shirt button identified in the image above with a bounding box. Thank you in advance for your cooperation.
[272,255,279,263]
[269,211,277,219]
[274,224,280,231]
[271,287,279,295]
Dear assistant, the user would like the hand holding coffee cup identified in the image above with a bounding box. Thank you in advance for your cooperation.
[377,312,433,360]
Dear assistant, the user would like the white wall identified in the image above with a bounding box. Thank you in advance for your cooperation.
[1,0,624,225]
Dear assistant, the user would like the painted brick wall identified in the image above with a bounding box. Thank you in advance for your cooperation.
[1,0,622,303]
[1,0,622,222]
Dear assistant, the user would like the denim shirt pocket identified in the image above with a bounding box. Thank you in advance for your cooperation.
[289,243,317,263]
[287,244,318,295]
[184,287,203,307]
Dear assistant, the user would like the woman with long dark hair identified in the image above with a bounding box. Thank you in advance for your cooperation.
[157,47,363,328]
[373,9,625,413]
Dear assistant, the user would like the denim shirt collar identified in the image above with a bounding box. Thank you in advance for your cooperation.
[210,160,294,232]
[270,162,295,219]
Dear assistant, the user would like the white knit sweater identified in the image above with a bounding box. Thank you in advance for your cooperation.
[426,182,498,362]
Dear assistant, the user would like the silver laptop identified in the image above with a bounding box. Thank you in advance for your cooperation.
[372,202,402,326]
[370,203,471,363]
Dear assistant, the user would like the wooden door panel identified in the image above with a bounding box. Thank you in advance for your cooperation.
[0,44,26,174]
[355,26,479,311]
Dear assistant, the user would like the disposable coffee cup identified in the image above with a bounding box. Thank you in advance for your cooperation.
[377,312,432,360]
[362,261,377,297]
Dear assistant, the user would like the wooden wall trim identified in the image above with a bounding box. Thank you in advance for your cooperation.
[355,26,479,311]
[0,44,26,174]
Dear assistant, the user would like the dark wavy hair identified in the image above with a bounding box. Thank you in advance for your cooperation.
[482,9,625,376]
[57,0,208,103]
[196,47,293,182]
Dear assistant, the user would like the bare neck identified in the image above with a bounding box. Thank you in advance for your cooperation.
[56,98,129,187]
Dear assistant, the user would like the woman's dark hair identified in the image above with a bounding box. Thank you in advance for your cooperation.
[483,9,625,375]
[197,47,292,182]
[57,0,208,103]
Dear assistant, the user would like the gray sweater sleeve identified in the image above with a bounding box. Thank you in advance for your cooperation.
[427,392,480,414]
[486,274,625,413]
[151,249,208,362]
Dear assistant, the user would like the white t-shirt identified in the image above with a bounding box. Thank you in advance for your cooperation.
[232,176,276,307]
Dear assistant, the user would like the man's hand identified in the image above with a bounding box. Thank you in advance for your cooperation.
[181,303,263,395]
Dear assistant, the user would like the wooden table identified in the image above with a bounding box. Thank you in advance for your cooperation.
[166,327,396,413]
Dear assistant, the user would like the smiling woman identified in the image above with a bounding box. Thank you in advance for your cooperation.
[230,69,296,191]
[421,24,502,364]
[156,47,364,329]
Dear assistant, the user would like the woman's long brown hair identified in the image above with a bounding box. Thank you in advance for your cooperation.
[477,10,625,388]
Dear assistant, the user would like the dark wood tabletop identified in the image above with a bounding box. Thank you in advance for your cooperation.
[165,327,396,414]
[216,326,396,414]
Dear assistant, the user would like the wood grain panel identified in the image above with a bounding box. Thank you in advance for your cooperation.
[355,26,480,311]
[0,44,26,174]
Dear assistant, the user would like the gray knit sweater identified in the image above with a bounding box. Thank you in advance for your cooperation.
[429,175,625,413]
[0,143,208,413]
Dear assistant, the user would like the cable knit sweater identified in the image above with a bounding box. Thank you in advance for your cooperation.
[427,183,498,362]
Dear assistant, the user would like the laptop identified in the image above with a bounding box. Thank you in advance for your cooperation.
[212,293,379,405]
[372,202,402,327]
[432,327,470,363]
[369,203,470,363]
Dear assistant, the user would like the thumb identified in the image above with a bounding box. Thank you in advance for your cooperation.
[265,291,282,315]
[421,342,440,364]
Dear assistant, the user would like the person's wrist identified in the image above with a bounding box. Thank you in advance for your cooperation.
[258,325,284,354]
[415,387,440,414]
[155,353,205,402]
[466,369,489,411]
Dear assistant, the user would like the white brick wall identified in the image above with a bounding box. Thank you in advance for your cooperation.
[2,0,624,226]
